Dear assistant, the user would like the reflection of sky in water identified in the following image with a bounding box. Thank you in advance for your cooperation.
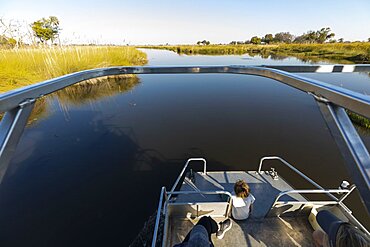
[141,48,328,66]
[141,49,370,95]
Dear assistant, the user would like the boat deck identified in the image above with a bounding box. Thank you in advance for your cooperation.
[170,216,314,247]
[166,171,314,246]
[175,171,307,218]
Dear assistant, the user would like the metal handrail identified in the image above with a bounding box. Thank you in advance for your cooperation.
[258,156,338,201]
[168,158,207,200]
[151,188,232,247]
[269,187,370,233]
[152,186,167,247]
[168,190,232,197]
[1,65,370,115]
[1,65,370,212]
[272,188,351,206]
[270,188,370,236]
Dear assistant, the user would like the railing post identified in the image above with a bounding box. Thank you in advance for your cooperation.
[316,101,370,214]
[152,187,166,247]
[0,99,35,184]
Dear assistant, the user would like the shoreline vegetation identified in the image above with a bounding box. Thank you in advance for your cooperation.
[138,43,370,64]
[0,46,147,93]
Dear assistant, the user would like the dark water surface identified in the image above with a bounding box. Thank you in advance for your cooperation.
[0,49,369,246]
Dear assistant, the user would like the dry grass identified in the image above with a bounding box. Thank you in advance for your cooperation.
[0,46,147,93]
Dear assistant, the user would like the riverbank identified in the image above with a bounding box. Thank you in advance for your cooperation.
[139,43,370,63]
[0,46,147,93]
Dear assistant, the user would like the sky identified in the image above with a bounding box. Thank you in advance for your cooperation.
[1,0,369,45]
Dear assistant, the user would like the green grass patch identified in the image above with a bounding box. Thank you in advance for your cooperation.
[0,46,147,93]
[347,111,370,129]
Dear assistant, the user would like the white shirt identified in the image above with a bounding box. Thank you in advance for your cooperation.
[231,194,255,220]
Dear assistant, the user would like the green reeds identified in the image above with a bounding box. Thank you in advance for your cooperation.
[0,46,147,93]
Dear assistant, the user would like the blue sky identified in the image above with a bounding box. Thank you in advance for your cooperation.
[1,0,369,44]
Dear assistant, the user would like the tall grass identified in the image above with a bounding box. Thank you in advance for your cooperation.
[0,46,147,93]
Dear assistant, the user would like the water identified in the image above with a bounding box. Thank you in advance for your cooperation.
[0,49,369,246]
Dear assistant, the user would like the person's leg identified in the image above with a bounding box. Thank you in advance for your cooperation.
[196,216,218,241]
[182,216,218,244]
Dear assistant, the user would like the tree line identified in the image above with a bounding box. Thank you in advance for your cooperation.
[247,28,335,45]
[0,16,60,48]
[202,28,369,46]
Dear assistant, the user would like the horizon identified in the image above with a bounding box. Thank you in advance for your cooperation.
[1,0,370,45]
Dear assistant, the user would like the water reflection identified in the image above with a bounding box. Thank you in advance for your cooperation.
[26,75,140,124]
[28,98,50,125]
[54,75,140,106]
[269,53,289,61]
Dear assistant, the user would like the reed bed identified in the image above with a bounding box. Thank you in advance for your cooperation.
[0,46,147,93]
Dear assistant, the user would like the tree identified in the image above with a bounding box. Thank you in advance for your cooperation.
[294,27,335,44]
[197,40,210,45]
[250,36,261,45]
[262,34,273,44]
[273,32,293,43]
[368,38,370,42]
[31,16,60,44]
[306,30,318,43]
[316,27,335,43]
[338,38,344,43]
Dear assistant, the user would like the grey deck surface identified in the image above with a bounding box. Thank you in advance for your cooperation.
[176,171,307,218]
[169,217,314,247]
[213,217,314,247]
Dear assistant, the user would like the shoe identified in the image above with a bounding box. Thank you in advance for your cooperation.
[216,219,232,239]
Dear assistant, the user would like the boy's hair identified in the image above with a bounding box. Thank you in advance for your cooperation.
[234,180,250,198]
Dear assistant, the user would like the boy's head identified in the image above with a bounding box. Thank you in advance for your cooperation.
[234,180,250,198]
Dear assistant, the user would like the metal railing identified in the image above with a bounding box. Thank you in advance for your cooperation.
[1,65,370,213]
[269,186,370,236]
[151,188,232,247]
[258,157,370,234]
[152,187,167,247]
[258,156,360,210]
[271,184,357,210]
[272,188,352,207]
[258,156,338,201]
[168,158,206,201]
